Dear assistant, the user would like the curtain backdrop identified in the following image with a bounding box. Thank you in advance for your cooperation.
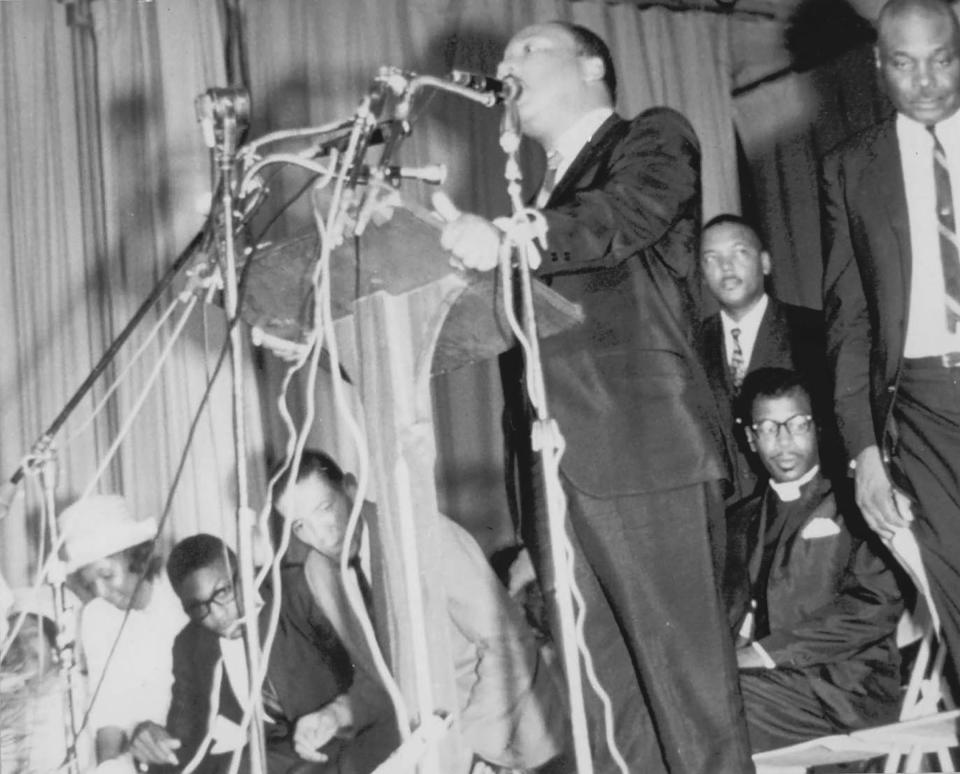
[733,44,890,309]
[0,0,266,588]
[1,1,737,585]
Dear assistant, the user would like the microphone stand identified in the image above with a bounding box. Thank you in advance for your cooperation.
[0,227,207,519]
[34,448,83,774]
[496,98,595,774]
[197,86,267,774]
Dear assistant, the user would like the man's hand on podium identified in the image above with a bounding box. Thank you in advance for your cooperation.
[433,191,502,272]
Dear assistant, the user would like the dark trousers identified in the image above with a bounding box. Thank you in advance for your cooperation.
[740,669,838,752]
[891,361,960,684]
[534,477,753,774]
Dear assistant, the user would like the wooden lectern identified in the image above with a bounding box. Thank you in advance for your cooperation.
[241,201,582,771]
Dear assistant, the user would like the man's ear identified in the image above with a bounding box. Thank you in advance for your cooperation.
[874,44,882,71]
[745,427,758,453]
[760,250,772,276]
[580,54,605,86]
[344,473,358,502]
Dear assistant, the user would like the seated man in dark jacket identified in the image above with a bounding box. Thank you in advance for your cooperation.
[726,367,904,752]
[128,534,396,774]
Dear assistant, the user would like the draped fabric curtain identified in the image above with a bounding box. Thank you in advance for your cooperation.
[1,1,737,582]
[733,45,890,308]
[0,1,266,588]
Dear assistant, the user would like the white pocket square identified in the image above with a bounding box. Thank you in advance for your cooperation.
[800,517,841,539]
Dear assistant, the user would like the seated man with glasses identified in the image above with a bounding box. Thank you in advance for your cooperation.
[128,533,395,774]
[724,367,905,752]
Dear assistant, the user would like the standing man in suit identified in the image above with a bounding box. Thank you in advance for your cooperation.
[438,21,752,774]
[821,0,960,682]
[698,214,827,502]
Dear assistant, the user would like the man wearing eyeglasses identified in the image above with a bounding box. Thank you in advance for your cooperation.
[724,367,903,752]
[127,534,395,774]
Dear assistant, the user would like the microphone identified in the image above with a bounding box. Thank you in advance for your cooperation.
[449,70,521,103]
[357,164,447,185]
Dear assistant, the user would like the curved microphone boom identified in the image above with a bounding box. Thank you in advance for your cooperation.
[450,70,521,103]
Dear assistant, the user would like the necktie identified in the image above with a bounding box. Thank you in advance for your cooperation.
[537,150,562,207]
[928,125,960,332]
[730,327,745,392]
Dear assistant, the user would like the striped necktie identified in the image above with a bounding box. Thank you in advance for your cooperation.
[730,327,745,392]
[928,124,960,332]
[536,150,562,207]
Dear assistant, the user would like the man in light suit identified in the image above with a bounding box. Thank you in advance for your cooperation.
[438,20,752,774]
[698,214,827,502]
[821,0,960,681]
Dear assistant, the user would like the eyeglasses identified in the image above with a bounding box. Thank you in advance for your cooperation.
[182,583,236,621]
[750,414,814,440]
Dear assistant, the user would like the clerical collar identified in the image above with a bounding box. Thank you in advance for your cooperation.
[769,465,819,502]
[548,107,615,182]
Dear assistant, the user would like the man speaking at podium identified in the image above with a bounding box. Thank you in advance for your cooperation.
[437,20,752,774]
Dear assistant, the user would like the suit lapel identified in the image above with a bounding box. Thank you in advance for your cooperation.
[546,114,628,207]
[749,299,787,371]
[863,119,912,299]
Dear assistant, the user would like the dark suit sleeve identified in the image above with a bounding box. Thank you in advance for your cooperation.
[540,108,699,278]
[758,535,903,668]
[166,626,214,768]
[821,149,877,460]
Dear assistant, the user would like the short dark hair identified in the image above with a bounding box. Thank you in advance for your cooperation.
[736,367,814,425]
[553,21,618,103]
[702,213,765,250]
[167,534,237,592]
[275,449,347,494]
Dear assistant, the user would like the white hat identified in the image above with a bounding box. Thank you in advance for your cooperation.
[58,495,158,573]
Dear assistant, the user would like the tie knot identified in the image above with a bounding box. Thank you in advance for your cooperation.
[731,327,741,341]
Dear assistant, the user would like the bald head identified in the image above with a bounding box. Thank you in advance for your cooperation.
[876,0,960,123]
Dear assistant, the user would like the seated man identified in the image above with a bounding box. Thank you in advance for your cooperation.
[130,534,395,774]
[726,367,904,752]
[274,450,567,773]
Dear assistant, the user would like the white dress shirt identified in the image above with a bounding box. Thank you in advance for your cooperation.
[537,107,615,207]
[720,293,769,373]
[897,109,960,357]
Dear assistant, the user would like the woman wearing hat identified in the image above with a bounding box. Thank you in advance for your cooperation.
[59,494,187,770]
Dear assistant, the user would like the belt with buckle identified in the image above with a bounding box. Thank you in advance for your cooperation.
[905,352,960,369]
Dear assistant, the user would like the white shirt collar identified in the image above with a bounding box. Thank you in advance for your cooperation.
[897,107,960,153]
[719,293,769,366]
[769,464,820,503]
[549,107,615,182]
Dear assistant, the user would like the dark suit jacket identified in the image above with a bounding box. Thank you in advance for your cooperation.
[535,108,730,497]
[165,567,393,774]
[821,114,913,461]
[725,473,903,730]
[698,298,827,500]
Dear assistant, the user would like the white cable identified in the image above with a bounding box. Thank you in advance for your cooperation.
[496,205,628,773]
[60,287,189,448]
[0,294,201,665]
[79,293,200,501]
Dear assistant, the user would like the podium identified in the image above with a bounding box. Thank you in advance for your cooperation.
[240,201,582,770]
